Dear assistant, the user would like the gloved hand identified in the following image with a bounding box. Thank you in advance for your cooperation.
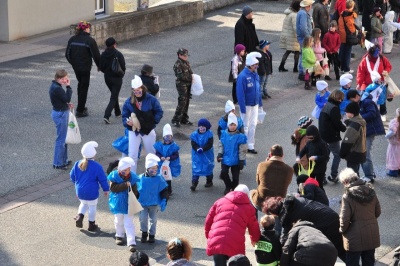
[197,148,203,154]
[239,160,244,170]
[160,199,167,212]
[217,153,223,162]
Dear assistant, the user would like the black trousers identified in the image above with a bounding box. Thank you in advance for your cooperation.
[104,76,122,119]
[73,69,91,113]
[172,83,191,123]
[347,161,360,176]
[220,164,240,190]
[327,52,340,78]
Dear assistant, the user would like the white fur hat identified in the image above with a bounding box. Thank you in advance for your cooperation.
[245,52,261,66]
[225,100,235,113]
[316,80,328,91]
[340,73,353,86]
[145,153,160,169]
[131,75,143,89]
[118,157,135,171]
[163,123,173,137]
[370,71,381,82]
[81,141,98,159]
[227,112,238,126]
[234,184,250,196]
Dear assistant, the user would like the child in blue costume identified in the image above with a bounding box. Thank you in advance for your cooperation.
[313,80,331,119]
[361,70,387,105]
[339,73,353,116]
[137,153,169,244]
[108,157,140,252]
[70,141,109,232]
[190,118,214,191]
[217,113,247,195]
[217,100,244,140]
[154,123,181,196]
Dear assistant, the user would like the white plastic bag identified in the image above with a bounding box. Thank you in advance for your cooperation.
[191,74,204,96]
[161,160,172,181]
[258,110,266,124]
[65,109,81,144]
[128,188,143,215]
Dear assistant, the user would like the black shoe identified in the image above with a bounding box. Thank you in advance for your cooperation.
[323,178,328,185]
[327,176,339,183]
[171,121,180,127]
[88,221,98,232]
[248,149,258,154]
[181,120,193,125]
[264,93,271,99]
[53,165,68,170]
[74,213,84,228]
[141,232,148,243]
[279,66,288,72]
[293,67,298,73]
[298,74,305,81]
[129,245,136,252]
[65,160,72,166]
[205,181,213,188]
[104,118,111,124]
[223,188,231,195]
[148,235,155,243]
[115,237,124,246]
[336,75,340,80]
[394,39,399,44]
[324,76,332,81]
[262,95,267,99]
[75,110,89,118]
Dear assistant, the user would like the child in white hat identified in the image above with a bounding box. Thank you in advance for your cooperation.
[217,113,248,195]
[217,100,244,140]
[312,80,331,119]
[153,123,181,195]
[107,157,140,252]
[339,73,353,116]
[70,141,109,232]
[137,153,169,244]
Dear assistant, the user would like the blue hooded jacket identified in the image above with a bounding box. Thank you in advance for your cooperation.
[153,141,181,177]
[137,173,168,207]
[191,129,215,176]
[220,130,247,166]
[70,160,109,201]
[107,170,139,214]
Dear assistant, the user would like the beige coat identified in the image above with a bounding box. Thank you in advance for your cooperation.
[279,8,300,52]
[250,157,294,209]
[340,179,381,252]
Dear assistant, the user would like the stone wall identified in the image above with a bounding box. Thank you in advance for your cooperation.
[203,0,245,13]
[92,1,203,46]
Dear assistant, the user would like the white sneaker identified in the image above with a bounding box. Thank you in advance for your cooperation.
[362,177,373,183]
[381,115,387,122]
[344,70,354,74]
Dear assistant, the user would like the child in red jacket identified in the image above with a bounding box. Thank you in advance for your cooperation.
[322,21,341,80]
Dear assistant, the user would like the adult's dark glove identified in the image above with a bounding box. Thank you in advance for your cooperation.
[239,160,245,170]
[217,153,223,162]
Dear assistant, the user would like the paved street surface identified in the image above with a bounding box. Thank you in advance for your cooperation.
[0,2,399,265]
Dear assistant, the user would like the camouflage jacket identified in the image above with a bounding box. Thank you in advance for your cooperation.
[173,58,193,84]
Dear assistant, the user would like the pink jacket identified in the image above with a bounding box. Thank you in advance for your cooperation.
[204,191,260,257]
[313,42,326,62]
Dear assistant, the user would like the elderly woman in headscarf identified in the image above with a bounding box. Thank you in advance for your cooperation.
[338,168,381,266]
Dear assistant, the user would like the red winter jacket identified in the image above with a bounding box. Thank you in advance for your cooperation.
[322,31,341,53]
[204,191,260,257]
[356,54,392,90]
[335,0,347,15]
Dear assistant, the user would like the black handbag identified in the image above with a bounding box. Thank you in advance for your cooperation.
[111,57,124,77]
[342,16,361,46]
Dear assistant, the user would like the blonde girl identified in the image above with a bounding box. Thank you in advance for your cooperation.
[312,28,330,80]
[302,36,317,90]
[166,237,197,266]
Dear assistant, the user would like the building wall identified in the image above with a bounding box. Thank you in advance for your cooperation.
[0,0,116,41]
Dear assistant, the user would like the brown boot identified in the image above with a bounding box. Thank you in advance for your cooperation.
[74,213,84,228]
[88,221,98,232]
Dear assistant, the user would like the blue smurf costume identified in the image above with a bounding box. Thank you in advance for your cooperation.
[137,153,168,244]
[107,157,139,252]
[217,100,244,139]
[154,123,181,195]
[190,118,215,191]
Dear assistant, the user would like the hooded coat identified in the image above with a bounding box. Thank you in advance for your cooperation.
[280,221,337,266]
[302,177,330,206]
[319,98,347,143]
[340,179,381,252]
[100,47,126,78]
[298,125,330,176]
[383,11,400,53]
[360,94,385,137]
[234,15,259,53]
[280,8,300,51]
[340,115,367,163]
[204,191,260,257]
[190,129,214,176]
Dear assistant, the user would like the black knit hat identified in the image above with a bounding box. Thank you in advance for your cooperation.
[306,125,320,138]
[129,251,149,266]
[345,102,360,116]
[228,254,251,266]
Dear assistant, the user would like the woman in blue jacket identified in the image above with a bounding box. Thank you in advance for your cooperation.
[122,75,163,172]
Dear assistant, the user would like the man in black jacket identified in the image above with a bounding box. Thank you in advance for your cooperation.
[234,6,259,53]
[100,37,126,124]
[66,21,100,118]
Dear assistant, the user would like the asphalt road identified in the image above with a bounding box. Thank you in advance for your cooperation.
[0,1,399,265]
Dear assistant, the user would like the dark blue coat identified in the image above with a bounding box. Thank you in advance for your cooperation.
[359,95,385,137]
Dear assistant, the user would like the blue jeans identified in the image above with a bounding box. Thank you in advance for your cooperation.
[297,38,304,75]
[327,141,341,178]
[339,43,353,72]
[213,254,229,266]
[51,110,69,167]
[346,249,375,266]
[361,136,375,179]
[259,74,270,96]
[139,205,158,236]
